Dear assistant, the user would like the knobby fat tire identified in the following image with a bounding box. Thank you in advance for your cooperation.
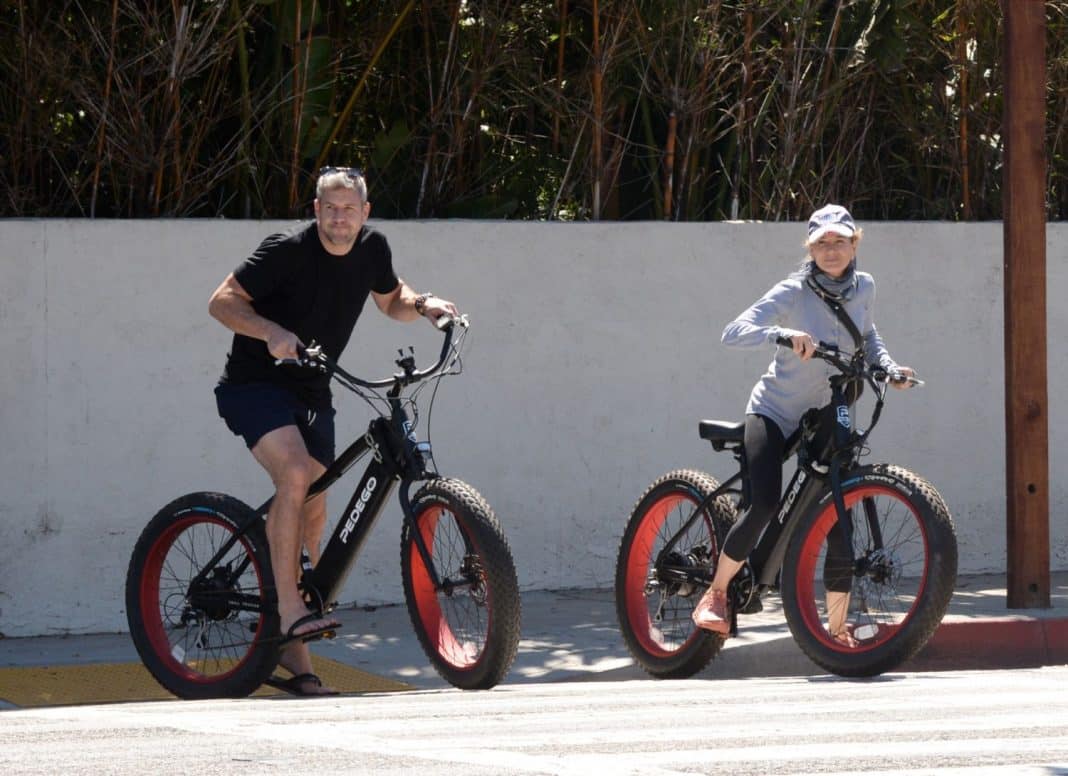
[781,464,957,677]
[400,478,521,690]
[125,492,280,699]
[614,469,737,679]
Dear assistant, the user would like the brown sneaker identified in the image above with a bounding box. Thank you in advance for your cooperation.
[691,587,731,636]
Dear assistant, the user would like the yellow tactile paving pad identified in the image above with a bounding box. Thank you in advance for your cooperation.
[0,656,413,708]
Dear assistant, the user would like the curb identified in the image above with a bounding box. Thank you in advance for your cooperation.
[910,616,1068,671]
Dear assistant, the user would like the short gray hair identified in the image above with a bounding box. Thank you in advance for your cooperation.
[316,169,367,202]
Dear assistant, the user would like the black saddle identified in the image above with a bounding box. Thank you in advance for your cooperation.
[698,420,744,451]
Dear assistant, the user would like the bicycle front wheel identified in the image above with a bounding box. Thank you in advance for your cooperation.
[615,469,736,679]
[401,479,520,690]
[781,464,957,677]
[125,493,279,699]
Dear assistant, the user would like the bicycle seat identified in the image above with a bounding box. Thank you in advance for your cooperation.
[698,420,745,450]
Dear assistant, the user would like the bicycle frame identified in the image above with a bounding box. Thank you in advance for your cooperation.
[655,357,889,600]
[188,324,463,617]
[652,433,829,597]
[306,400,455,608]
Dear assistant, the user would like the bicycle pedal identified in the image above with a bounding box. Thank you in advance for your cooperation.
[297,628,337,645]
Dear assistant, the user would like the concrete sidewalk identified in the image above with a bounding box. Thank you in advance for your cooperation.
[0,572,1065,700]
[322,571,1067,686]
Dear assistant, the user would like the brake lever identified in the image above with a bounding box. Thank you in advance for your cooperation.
[875,368,925,387]
[891,371,925,387]
[433,312,470,331]
[274,342,325,369]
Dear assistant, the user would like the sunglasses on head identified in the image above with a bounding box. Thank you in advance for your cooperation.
[319,166,363,179]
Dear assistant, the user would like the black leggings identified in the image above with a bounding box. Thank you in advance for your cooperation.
[722,412,854,593]
[722,414,785,562]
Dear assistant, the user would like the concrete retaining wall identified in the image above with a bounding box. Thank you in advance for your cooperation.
[1,218,1064,637]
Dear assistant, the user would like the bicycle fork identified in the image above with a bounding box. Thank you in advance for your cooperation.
[397,480,442,590]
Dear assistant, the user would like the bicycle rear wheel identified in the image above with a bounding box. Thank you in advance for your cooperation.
[125,493,279,699]
[615,469,736,679]
[401,478,520,690]
[781,464,957,677]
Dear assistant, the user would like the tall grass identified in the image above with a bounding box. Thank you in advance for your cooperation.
[0,0,1064,221]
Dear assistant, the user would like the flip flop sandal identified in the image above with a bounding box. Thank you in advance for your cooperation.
[831,629,859,648]
[264,672,339,697]
[275,612,341,649]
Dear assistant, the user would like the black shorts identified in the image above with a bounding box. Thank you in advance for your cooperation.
[214,382,335,467]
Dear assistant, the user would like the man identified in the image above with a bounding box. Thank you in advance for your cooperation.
[208,167,457,696]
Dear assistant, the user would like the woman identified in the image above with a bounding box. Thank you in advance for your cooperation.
[691,204,914,645]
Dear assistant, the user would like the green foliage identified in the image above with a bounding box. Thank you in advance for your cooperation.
[0,0,1065,221]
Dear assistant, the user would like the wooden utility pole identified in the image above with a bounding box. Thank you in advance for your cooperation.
[1002,0,1050,609]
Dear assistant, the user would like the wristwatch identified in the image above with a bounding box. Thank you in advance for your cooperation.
[414,292,433,315]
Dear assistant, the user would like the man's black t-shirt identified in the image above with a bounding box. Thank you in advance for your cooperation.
[219,221,399,403]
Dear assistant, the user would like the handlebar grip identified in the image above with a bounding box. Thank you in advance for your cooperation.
[891,372,925,387]
[873,368,924,387]
[774,334,831,353]
[275,342,315,367]
[434,312,469,331]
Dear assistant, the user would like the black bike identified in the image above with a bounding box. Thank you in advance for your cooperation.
[126,316,521,698]
[615,340,958,678]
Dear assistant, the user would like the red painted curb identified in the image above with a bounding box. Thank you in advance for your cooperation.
[909,617,1068,670]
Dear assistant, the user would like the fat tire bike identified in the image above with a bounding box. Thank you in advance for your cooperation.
[615,339,957,678]
[126,316,521,698]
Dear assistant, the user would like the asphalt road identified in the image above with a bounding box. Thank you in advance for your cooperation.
[2,666,1066,775]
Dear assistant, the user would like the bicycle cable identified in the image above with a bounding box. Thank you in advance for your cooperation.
[319,320,470,474]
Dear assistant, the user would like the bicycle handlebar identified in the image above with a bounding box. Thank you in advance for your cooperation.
[277,313,469,390]
[774,335,923,387]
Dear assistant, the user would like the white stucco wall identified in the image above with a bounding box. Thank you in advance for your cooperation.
[0,219,1064,637]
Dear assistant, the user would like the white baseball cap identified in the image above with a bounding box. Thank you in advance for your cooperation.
[807,204,856,241]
